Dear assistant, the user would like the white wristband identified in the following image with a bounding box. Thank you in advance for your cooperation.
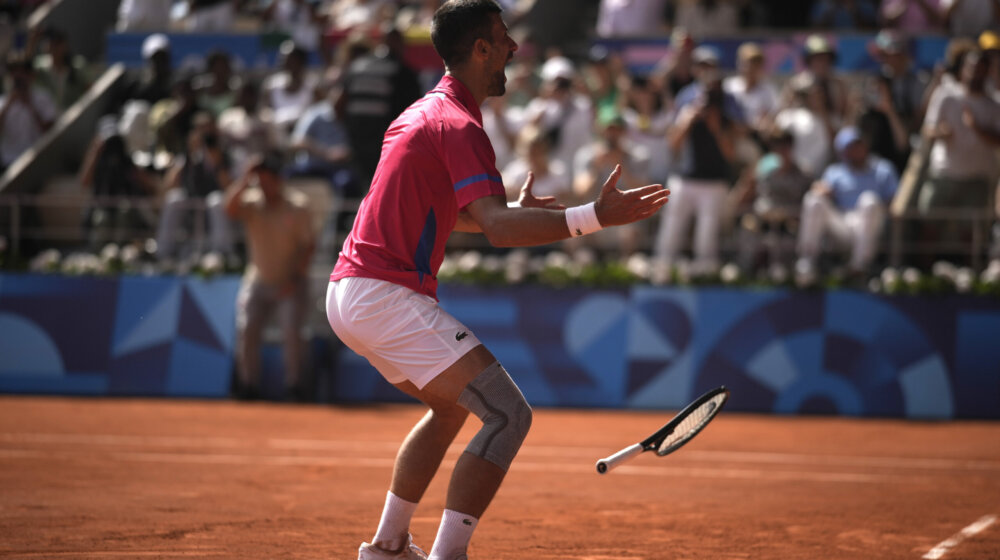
[565,202,603,237]
[507,201,521,208]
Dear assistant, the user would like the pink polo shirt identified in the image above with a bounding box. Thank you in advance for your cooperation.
[330,75,505,299]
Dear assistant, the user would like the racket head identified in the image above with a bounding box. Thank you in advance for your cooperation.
[642,386,729,457]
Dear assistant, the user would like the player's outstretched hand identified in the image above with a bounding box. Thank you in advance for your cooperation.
[593,165,669,227]
[518,171,565,210]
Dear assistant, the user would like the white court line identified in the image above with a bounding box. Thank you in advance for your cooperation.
[922,514,997,559]
[0,447,930,484]
[3,432,1000,472]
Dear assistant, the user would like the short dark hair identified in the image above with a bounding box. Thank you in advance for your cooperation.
[431,0,502,68]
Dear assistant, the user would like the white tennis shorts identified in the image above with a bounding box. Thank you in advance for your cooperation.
[326,277,482,389]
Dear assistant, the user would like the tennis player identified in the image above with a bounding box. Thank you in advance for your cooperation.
[326,2,669,558]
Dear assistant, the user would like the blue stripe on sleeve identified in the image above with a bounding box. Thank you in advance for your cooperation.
[453,173,503,192]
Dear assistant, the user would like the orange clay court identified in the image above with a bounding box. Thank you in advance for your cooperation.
[0,396,998,560]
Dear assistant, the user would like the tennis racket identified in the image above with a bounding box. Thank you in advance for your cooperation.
[596,386,729,474]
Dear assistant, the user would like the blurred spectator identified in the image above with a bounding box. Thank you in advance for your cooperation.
[32,28,91,110]
[980,31,1000,96]
[652,30,697,100]
[129,34,174,105]
[151,75,202,155]
[622,75,672,182]
[185,0,238,32]
[502,125,571,201]
[796,127,898,283]
[673,0,743,39]
[524,56,593,181]
[117,0,173,32]
[0,52,56,172]
[395,0,439,32]
[596,0,670,37]
[655,76,740,274]
[339,27,422,181]
[871,31,930,134]
[674,46,745,124]
[289,86,360,229]
[219,81,277,175]
[810,0,879,29]
[573,108,649,255]
[264,41,318,131]
[775,75,835,178]
[880,0,947,33]
[785,35,849,126]
[724,42,779,136]
[737,128,810,272]
[582,46,625,115]
[78,129,158,249]
[941,0,1000,38]
[225,152,315,402]
[155,125,235,263]
[329,0,396,32]
[262,0,327,56]
[856,73,910,174]
[195,50,238,117]
[920,49,1000,214]
[482,96,519,172]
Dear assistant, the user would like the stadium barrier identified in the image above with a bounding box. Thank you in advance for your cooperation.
[1,274,997,419]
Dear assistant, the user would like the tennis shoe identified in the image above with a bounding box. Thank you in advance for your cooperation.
[358,534,427,560]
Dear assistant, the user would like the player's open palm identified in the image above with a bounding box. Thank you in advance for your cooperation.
[593,165,669,227]
[517,171,565,210]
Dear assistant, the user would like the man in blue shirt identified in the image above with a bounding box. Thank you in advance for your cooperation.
[289,88,360,233]
[795,126,898,284]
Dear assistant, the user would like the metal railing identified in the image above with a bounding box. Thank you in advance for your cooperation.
[1,191,994,271]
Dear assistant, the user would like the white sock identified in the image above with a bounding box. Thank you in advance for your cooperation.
[428,509,478,560]
[372,491,418,551]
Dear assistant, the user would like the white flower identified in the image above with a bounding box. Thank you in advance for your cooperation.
[61,252,103,275]
[29,249,62,272]
[120,244,140,266]
[571,248,597,268]
[675,259,692,285]
[199,252,224,275]
[100,243,121,263]
[457,251,483,273]
[868,278,882,293]
[769,263,789,284]
[880,267,900,288]
[720,263,741,284]
[955,267,974,293]
[625,253,651,280]
[545,251,572,270]
[482,255,503,274]
[981,260,1000,285]
[438,255,458,277]
[901,267,921,287]
[931,261,957,281]
[649,259,671,285]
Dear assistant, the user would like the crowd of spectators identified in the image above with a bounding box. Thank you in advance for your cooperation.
[3,0,1000,394]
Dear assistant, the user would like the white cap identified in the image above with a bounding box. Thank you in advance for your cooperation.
[142,33,170,59]
[540,56,575,82]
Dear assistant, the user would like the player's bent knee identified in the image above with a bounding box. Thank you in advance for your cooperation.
[457,361,532,472]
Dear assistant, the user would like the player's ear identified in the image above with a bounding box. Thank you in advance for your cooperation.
[473,37,490,60]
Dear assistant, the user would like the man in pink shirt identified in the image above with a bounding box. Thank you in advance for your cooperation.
[326,2,669,559]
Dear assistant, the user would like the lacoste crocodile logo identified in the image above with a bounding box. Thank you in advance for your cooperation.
[456,331,469,341]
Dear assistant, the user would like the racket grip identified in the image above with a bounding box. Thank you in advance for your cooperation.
[595,443,644,474]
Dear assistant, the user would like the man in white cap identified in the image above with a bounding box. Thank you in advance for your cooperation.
[795,126,898,285]
[523,55,593,175]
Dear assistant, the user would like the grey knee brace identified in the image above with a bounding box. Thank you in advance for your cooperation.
[457,361,532,472]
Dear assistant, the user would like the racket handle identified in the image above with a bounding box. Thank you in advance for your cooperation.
[595,443,644,475]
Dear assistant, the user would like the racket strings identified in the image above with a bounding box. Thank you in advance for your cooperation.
[657,395,725,454]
